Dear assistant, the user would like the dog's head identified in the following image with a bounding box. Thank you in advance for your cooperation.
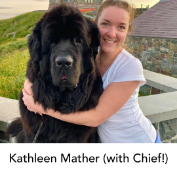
[27,4,100,91]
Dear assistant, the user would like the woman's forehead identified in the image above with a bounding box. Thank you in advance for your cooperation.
[99,6,130,24]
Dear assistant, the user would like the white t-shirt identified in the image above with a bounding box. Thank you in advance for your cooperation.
[97,49,156,143]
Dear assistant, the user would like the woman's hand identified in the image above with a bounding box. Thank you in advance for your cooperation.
[24,78,33,95]
[22,78,44,115]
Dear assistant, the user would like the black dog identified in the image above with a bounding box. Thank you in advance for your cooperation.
[6,4,103,143]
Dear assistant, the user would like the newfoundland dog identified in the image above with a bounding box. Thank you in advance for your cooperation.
[6,4,103,143]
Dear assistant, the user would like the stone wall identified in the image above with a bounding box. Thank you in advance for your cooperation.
[126,36,177,78]
[153,119,177,143]
[127,36,177,142]
[140,85,177,143]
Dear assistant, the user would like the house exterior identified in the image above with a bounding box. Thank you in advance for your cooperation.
[128,0,177,77]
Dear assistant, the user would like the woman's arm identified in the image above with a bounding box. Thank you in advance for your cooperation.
[22,78,139,127]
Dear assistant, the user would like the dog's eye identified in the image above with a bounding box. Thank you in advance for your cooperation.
[75,38,81,45]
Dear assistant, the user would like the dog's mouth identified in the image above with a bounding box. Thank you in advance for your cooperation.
[56,74,74,91]
[61,75,67,81]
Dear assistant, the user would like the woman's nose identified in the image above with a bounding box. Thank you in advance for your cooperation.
[107,26,116,38]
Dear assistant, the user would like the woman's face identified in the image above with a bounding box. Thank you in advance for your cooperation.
[97,6,130,55]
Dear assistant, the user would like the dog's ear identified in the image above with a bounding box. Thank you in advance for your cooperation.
[27,21,42,80]
[86,18,100,60]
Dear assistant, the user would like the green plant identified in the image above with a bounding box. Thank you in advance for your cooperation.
[0,38,28,56]
[0,11,44,45]
[0,49,29,99]
[0,12,45,99]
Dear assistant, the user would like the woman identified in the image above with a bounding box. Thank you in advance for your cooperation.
[22,0,161,143]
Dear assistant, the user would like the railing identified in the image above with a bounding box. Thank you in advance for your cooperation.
[0,69,177,142]
[139,69,177,123]
[139,70,177,143]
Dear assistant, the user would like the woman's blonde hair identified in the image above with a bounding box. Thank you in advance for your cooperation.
[95,0,135,33]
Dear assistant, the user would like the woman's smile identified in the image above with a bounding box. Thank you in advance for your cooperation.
[104,39,116,44]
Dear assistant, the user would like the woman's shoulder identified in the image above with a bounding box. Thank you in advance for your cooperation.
[121,49,135,58]
[108,49,146,85]
[120,49,139,62]
[115,49,142,68]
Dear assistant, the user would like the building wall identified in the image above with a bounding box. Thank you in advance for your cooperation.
[48,0,101,11]
[127,36,177,77]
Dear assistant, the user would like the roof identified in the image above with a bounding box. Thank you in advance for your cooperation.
[130,0,177,38]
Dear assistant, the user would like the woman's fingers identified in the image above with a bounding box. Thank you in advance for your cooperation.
[22,88,27,96]
[22,86,44,116]
[24,78,33,95]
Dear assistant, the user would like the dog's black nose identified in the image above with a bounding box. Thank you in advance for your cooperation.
[55,56,73,68]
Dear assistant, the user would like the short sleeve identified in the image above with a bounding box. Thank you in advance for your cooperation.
[111,58,146,87]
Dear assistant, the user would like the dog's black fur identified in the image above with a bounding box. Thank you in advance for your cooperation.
[6,4,103,143]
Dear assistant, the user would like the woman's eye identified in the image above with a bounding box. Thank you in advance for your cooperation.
[119,26,125,30]
[102,23,108,26]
